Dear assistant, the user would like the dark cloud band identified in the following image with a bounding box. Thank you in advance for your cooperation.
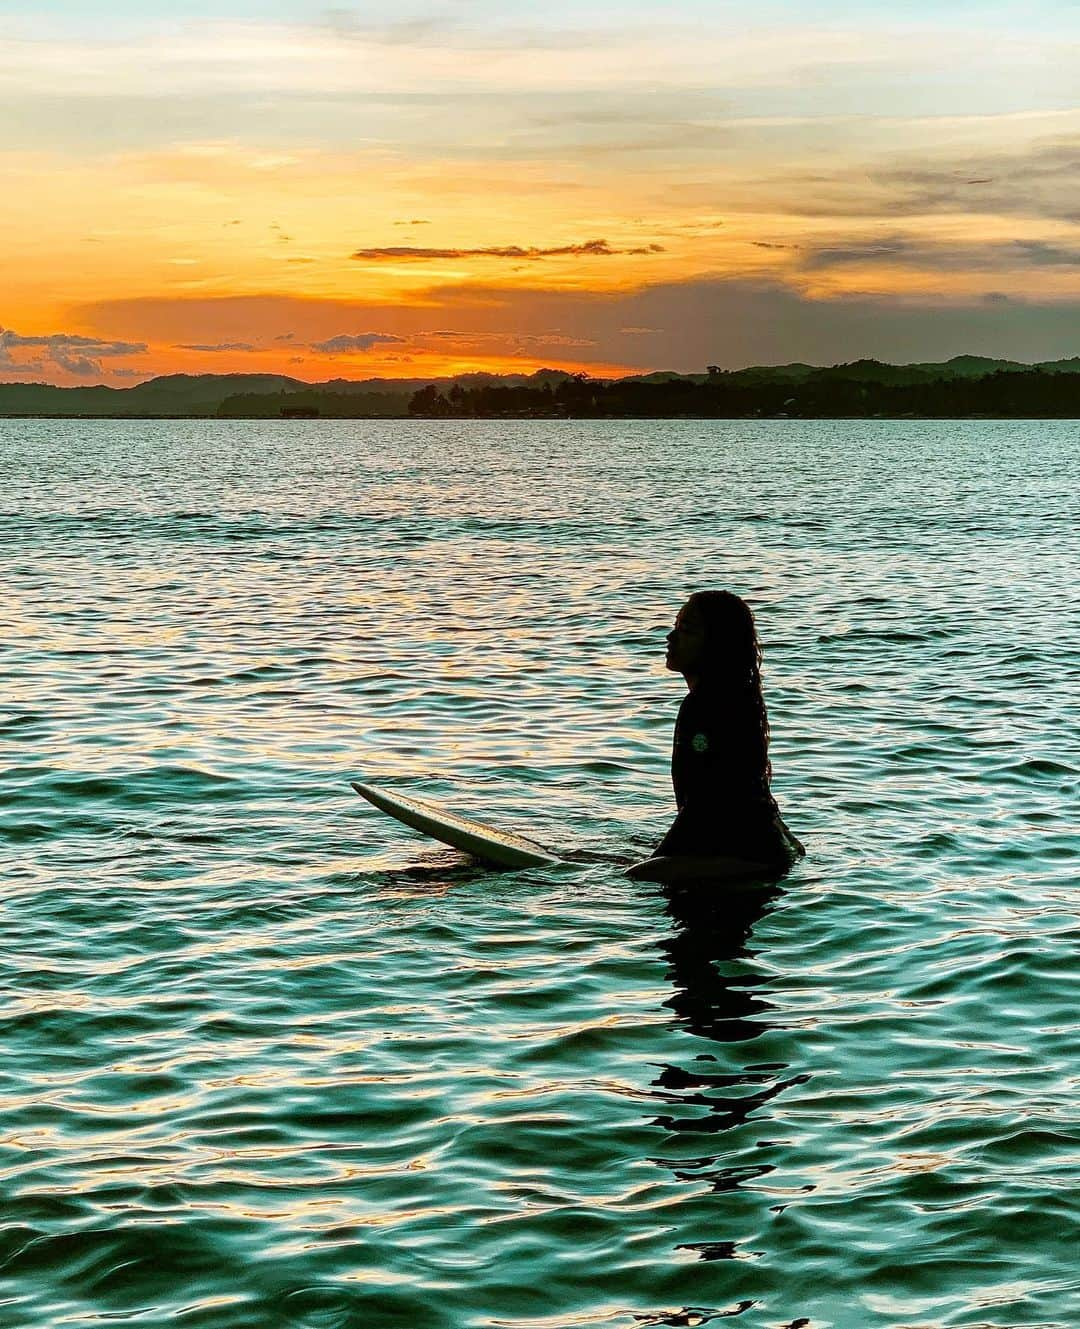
[801,234,1080,271]
[0,328,147,356]
[0,326,147,377]
[309,333,407,352]
[350,239,664,261]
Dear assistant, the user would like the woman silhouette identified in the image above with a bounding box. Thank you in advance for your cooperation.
[628,590,803,884]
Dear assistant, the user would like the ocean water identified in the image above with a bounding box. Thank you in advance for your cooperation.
[1,417,1077,1329]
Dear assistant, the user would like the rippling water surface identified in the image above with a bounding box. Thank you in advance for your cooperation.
[2,419,1078,1328]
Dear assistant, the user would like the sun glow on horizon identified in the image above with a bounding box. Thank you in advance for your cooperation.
[2,4,1079,384]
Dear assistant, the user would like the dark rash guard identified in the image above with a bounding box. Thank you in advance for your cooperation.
[654,683,799,865]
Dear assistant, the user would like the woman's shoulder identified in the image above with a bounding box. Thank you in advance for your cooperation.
[680,684,728,726]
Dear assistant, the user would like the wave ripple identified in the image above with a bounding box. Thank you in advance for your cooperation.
[1,418,1078,1328]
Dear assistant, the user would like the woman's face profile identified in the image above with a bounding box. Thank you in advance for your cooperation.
[665,601,707,675]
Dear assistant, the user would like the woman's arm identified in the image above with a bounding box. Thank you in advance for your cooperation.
[652,805,706,857]
[652,689,730,857]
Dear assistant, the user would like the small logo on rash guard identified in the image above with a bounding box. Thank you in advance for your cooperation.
[691,732,709,753]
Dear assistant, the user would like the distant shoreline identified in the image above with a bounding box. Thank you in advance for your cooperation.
[3,359,1079,421]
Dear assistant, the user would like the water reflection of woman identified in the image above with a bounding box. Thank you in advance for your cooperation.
[628,590,804,884]
[652,883,809,1237]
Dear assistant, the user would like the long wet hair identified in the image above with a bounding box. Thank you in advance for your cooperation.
[686,589,772,784]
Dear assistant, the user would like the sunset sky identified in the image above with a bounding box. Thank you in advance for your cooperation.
[2,1,1079,384]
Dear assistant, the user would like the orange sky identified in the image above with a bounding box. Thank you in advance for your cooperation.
[3,8,1079,384]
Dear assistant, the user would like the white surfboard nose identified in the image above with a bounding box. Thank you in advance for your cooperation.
[351,781,560,869]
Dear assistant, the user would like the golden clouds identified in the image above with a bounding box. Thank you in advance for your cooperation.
[3,12,1080,378]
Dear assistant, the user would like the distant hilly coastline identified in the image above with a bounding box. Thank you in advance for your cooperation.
[3,357,1080,418]
[0,369,571,419]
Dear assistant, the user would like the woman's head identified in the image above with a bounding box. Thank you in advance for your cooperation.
[665,589,771,779]
[665,589,761,685]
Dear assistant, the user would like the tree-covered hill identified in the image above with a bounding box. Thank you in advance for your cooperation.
[408,367,1080,419]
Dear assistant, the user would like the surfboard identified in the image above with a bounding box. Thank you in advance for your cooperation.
[351,781,560,869]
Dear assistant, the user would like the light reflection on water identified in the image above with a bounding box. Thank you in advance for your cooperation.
[0,418,1078,1328]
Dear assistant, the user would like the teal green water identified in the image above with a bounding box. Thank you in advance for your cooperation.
[2,419,1077,1328]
